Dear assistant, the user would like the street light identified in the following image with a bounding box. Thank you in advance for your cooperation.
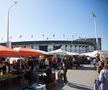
[92,12,99,50]
[7,1,18,48]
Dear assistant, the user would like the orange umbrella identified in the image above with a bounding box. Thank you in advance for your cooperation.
[13,47,43,57]
[0,45,17,57]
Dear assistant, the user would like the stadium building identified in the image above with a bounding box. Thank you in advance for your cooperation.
[0,38,101,53]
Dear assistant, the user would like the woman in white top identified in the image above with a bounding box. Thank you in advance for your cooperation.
[98,60,108,90]
[45,58,49,68]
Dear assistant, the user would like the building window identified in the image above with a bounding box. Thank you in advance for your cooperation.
[39,45,48,51]
[53,45,61,50]
[31,45,33,49]
[65,45,67,51]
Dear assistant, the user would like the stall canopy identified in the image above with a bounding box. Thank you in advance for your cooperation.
[81,50,99,57]
[48,49,80,56]
[81,50,108,61]
[99,50,108,61]
[66,51,80,56]
[48,49,67,55]
[13,47,43,57]
[0,45,18,57]
[34,50,48,55]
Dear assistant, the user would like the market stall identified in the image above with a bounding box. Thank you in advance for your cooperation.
[81,50,108,61]
[99,50,108,61]
[48,49,67,55]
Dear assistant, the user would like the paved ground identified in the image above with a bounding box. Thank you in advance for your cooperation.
[55,64,97,90]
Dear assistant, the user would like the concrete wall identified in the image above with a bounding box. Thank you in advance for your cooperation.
[12,42,95,53]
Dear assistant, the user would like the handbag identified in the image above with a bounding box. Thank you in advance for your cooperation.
[94,77,101,90]
[60,70,64,74]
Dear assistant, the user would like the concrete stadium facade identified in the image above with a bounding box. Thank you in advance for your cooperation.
[0,38,101,53]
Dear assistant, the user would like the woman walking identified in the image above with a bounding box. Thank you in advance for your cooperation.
[60,62,68,84]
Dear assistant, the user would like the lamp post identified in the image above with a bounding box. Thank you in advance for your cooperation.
[7,1,18,48]
[92,12,99,50]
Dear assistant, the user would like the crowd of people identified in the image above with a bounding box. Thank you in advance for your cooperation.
[0,55,85,87]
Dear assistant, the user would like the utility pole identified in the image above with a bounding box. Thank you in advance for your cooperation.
[92,12,99,50]
[7,1,18,48]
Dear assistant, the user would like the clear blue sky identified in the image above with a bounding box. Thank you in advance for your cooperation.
[0,0,108,50]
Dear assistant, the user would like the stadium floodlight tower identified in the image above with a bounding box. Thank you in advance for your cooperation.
[92,12,99,50]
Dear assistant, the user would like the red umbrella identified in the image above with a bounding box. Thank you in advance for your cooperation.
[0,45,17,57]
[13,47,43,57]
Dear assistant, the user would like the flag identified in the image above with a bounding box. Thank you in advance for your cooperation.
[46,37,49,40]
[63,34,65,38]
[1,37,3,40]
[42,34,44,38]
[78,36,81,39]
[14,1,18,4]
[19,35,22,38]
[53,34,55,37]
[72,35,74,38]
[92,12,96,17]
[31,34,33,38]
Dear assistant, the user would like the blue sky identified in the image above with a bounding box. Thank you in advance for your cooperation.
[0,0,108,50]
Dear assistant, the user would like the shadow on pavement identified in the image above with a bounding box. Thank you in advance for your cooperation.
[69,64,95,71]
[67,82,93,90]
[55,80,65,90]
[0,81,64,90]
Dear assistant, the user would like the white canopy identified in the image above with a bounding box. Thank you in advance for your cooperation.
[82,50,108,61]
[81,50,99,57]
[48,49,67,55]
[66,51,80,56]
[48,49,80,56]
[34,49,48,55]
[99,50,108,61]
[9,57,20,64]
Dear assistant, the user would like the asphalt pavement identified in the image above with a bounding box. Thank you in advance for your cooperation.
[55,64,97,90]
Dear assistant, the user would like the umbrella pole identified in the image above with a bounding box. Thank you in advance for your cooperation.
[20,57,22,70]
